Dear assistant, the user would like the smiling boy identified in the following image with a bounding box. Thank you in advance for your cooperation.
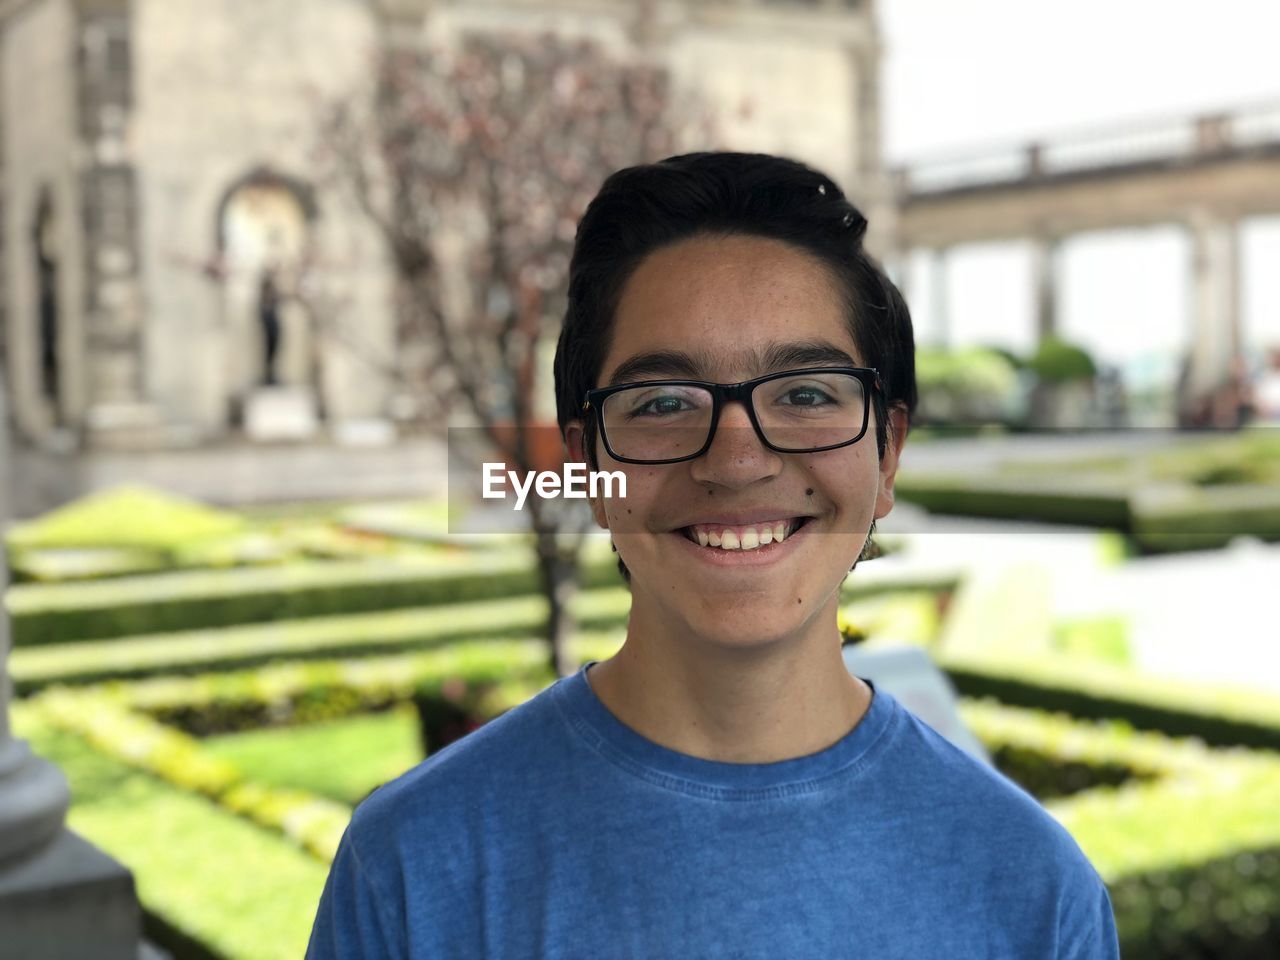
[307,152,1121,959]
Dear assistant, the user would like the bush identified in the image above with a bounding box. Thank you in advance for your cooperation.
[915,346,1021,424]
[1027,336,1097,384]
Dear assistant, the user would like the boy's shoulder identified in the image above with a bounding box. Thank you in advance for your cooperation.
[345,674,571,851]
[885,695,1104,884]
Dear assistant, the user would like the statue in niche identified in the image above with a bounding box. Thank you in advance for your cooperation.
[258,267,283,386]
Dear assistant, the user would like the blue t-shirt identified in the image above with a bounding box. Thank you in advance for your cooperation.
[307,661,1120,959]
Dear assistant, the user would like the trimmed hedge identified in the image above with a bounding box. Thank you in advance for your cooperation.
[938,648,1280,752]
[962,699,1280,958]
[893,431,1280,551]
[894,474,1131,528]
[28,658,1280,960]
[7,539,623,646]
[25,637,623,874]
[1109,847,1280,960]
[5,485,246,553]
[9,588,635,693]
[10,700,327,960]
[32,687,352,864]
[10,572,959,693]
[1132,484,1280,552]
[124,634,622,734]
[8,546,171,584]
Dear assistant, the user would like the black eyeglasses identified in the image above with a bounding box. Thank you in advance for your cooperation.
[582,366,882,465]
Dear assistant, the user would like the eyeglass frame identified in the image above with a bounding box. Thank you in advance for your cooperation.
[580,365,883,465]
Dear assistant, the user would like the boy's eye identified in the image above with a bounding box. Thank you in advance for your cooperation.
[616,385,711,419]
[778,387,834,406]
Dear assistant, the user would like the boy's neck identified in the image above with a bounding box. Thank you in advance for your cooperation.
[584,632,871,765]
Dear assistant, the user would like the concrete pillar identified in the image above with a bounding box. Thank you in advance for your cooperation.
[0,367,70,865]
[851,38,882,186]
[1030,232,1060,344]
[0,365,143,959]
[929,248,950,348]
[78,8,166,449]
[888,248,912,307]
[1186,210,1241,403]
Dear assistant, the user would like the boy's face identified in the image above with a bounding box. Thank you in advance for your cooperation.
[565,233,906,648]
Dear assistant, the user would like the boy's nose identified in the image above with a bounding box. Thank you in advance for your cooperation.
[690,401,780,485]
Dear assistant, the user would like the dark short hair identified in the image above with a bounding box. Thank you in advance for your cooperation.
[553,151,917,584]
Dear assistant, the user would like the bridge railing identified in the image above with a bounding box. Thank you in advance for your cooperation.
[894,100,1280,196]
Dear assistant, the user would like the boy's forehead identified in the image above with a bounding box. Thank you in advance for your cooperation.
[602,235,859,383]
[601,338,863,387]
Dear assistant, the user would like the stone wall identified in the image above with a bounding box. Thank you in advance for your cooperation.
[433,0,896,260]
[4,0,889,447]
[433,0,884,209]
[1,0,85,440]
[131,0,396,433]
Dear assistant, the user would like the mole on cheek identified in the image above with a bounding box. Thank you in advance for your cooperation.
[796,597,802,604]
[805,488,813,496]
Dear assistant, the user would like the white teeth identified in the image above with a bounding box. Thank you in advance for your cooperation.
[684,518,807,552]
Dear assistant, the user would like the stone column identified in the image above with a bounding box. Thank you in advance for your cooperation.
[1029,232,1059,344]
[929,248,950,348]
[851,36,882,187]
[0,366,70,865]
[0,365,142,958]
[1186,209,1241,404]
[77,3,166,449]
[888,248,912,307]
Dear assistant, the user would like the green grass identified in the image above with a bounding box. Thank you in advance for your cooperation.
[1052,615,1131,665]
[11,702,329,960]
[203,704,423,805]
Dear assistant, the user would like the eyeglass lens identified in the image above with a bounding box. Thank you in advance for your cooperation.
[600,372,867,462]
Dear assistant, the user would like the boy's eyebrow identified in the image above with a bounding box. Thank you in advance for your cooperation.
[605,340,859,386]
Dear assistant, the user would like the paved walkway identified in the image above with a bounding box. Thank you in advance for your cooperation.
[7,435,452,520]
[879,500,1280,697]
[897,427,1217,474]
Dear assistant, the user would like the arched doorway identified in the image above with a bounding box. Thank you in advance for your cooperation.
[215,169,317,424]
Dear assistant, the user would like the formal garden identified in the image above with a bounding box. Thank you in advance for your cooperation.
[5,435,1280,957]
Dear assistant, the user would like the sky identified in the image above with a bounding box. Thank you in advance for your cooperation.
[878,0,1280,388]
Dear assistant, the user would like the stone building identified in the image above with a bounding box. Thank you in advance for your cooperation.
[0,0,890,453]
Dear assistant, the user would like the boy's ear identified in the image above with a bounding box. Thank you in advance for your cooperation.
[563,420,609,531]
[873,405,910,521]
[564,419,587,465]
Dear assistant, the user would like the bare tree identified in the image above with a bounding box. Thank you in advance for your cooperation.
[317,31,713,677]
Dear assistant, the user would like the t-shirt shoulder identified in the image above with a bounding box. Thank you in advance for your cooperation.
[343,673,570,858]
[888,699,1106,899]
